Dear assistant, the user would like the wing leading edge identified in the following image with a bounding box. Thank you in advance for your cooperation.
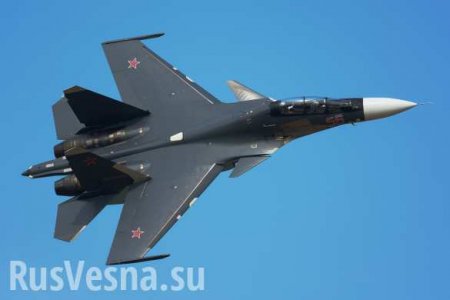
[102,33,220,114]
[106,145,223,265]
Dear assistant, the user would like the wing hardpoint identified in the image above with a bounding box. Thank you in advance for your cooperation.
[107,145,223,265]
[102,33,220,113]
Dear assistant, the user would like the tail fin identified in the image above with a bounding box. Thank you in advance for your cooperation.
[65,147,149,194]
[52,86,149,139]
[54,192,126,241]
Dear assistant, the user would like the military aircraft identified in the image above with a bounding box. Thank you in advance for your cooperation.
[22,33,417,265]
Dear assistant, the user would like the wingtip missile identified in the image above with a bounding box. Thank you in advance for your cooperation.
[107,254,170,266]
[102,33,165,45]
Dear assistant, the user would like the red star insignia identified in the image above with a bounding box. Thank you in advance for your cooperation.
[128,57,140,70]
[131,227,144,239]
[84,156,97,166]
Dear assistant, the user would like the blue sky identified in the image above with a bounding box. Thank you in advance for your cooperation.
[1,0,449,299]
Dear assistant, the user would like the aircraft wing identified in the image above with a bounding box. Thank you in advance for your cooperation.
[107,145,223,265]
[102,34,220,113]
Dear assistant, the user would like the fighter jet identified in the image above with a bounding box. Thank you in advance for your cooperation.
[22,33,416,265]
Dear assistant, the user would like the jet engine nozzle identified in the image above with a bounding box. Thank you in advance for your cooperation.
[363,98,416,121]
[54,175,84,196]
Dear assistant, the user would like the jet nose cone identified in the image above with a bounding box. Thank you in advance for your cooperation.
[363,98,417,121]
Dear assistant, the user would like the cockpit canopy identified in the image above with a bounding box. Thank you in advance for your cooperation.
[271,97,361,116]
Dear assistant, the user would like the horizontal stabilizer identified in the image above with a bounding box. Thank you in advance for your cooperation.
[52,96,84,140]
[227,80,266,102]
[54,194,112,241]
[230,155,270,178]
[65,147,149,194]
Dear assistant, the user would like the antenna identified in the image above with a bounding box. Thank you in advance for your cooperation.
[418,101,433,106]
